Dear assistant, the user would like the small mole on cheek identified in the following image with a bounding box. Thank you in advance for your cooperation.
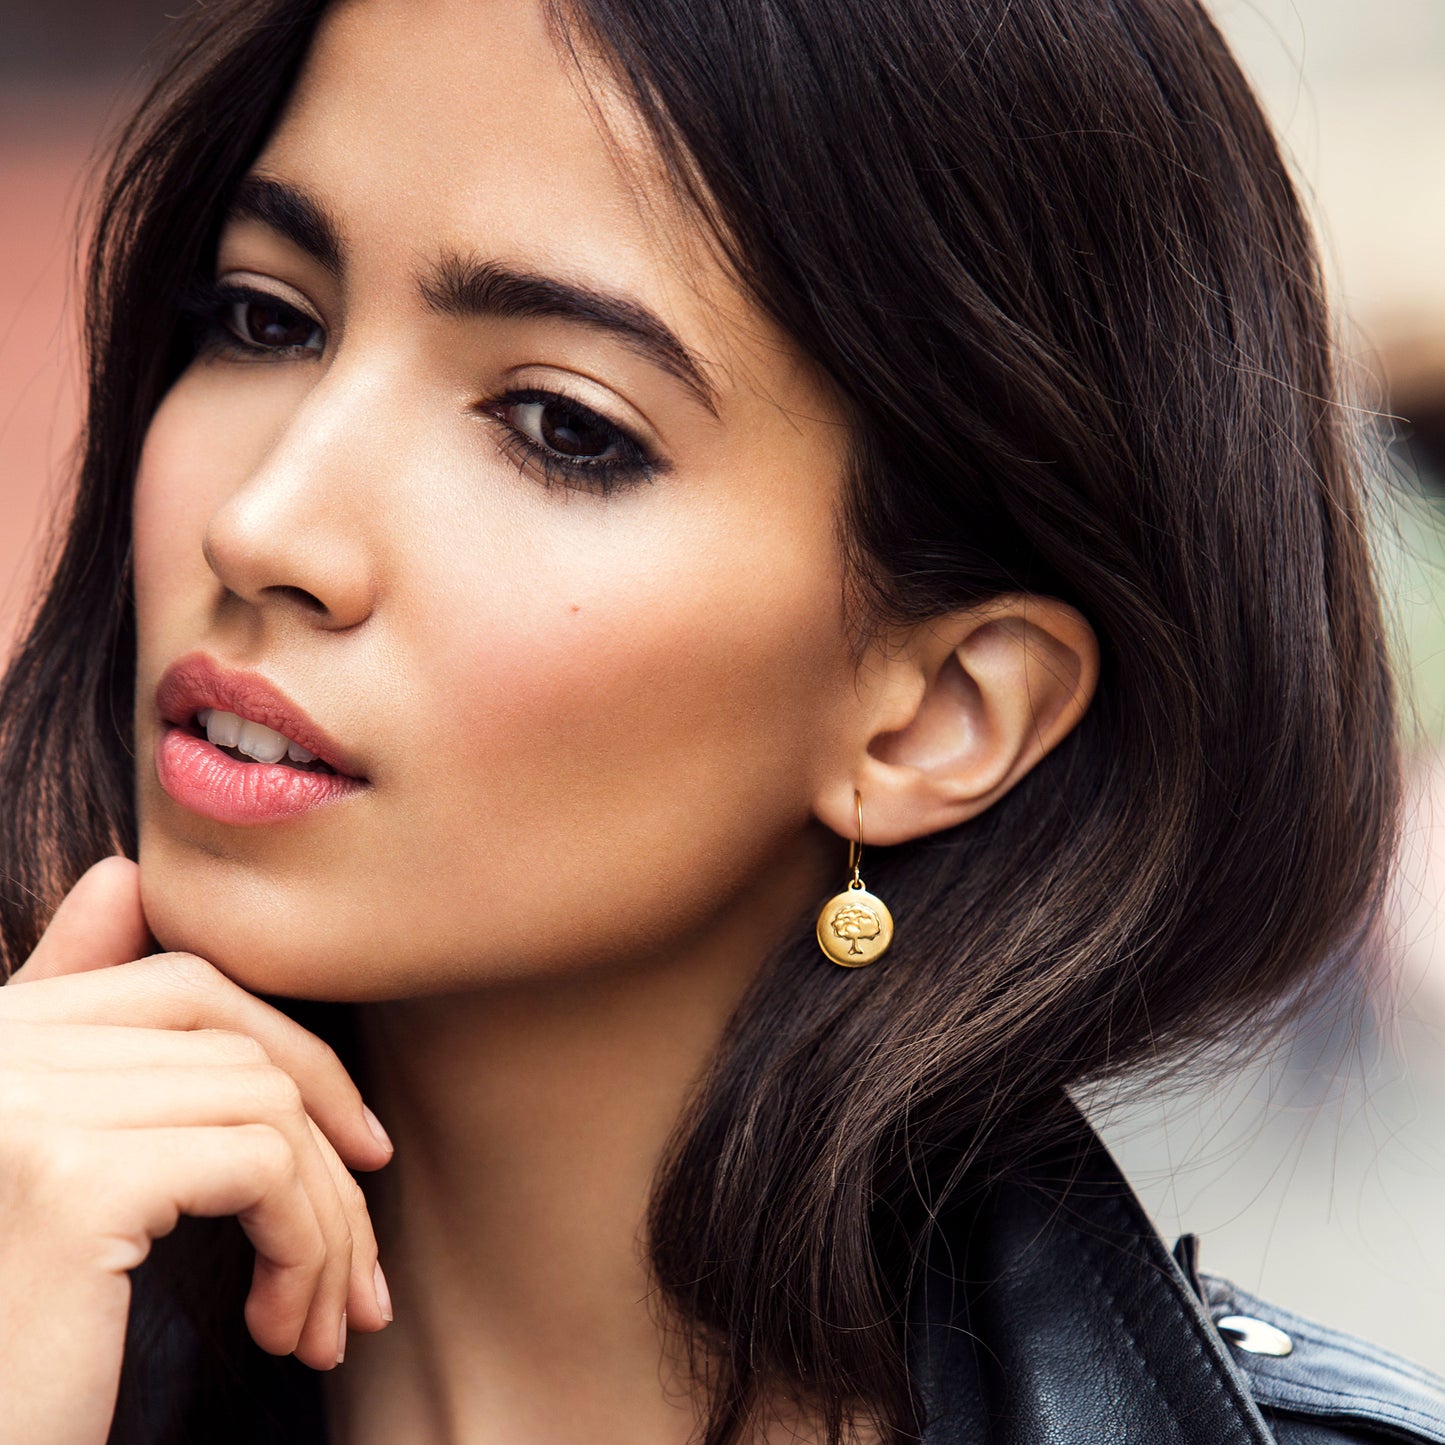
[570,604,581,614]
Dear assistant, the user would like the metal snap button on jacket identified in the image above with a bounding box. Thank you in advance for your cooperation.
[1217,1314,1296,1357]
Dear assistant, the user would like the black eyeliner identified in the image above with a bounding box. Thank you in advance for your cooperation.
[174,276,321,358]
[482,388,662,496]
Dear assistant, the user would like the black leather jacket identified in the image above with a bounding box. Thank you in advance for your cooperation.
[910,1111,1445,1443]
[122,1106,1445,1443]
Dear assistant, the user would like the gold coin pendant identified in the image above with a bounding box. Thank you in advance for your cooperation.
[815,884,894,967]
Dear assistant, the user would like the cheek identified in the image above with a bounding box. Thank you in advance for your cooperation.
[383,489,853,968]
[132,372,288,640]
[469,547,838,778]
[131,388,236,728]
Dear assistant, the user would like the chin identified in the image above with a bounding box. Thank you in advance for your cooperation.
[146,907,366,1002]
[136,836,531,1003]
[138,835,380,1002]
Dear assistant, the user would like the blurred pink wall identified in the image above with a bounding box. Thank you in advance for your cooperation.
[0,92,108,648]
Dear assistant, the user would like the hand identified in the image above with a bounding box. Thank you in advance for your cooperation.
[0,857,394,1445]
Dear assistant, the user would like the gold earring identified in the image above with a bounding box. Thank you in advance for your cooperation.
[815,790,894,967]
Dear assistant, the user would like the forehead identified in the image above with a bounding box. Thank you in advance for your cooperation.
[254,0,741,356]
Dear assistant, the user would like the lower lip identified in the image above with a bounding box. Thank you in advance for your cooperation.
[156,728,365,825]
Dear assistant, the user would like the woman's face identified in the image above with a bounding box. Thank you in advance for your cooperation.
[132,0,863,998]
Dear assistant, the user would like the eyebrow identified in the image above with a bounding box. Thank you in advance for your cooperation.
[223,174,718,416]
[225,174,345,277]
[418,254,719,416]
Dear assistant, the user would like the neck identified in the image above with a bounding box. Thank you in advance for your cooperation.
[325,836,832,1445]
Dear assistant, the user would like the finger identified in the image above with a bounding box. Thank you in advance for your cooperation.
[55,1063,370,1355]
[0,1021,273,1072]
[306,1115,389,1332]
[15,1062,371,1359]
[286,1123,355,1370]
[11,858,150,985]
[88,1123,334,1369]
[285,1120,359,1367]
[0,954,394,1172]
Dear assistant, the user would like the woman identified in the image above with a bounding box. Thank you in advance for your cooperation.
[0,0,1437,1441]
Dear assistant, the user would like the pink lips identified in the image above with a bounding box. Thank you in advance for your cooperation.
[154,654,367,826]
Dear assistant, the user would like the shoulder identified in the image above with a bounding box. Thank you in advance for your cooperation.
[1200,1271,1445,1445]
[908,1110,1445,1445]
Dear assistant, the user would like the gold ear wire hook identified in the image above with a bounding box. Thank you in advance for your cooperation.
[848,788,864,888]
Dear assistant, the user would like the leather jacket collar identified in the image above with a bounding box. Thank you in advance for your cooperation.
[909,1104,1445,1444]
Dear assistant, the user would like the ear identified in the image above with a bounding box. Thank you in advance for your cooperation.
[814,594,1099,847]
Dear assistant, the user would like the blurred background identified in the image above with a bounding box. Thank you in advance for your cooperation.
[1097,0,1445,1377]
[4,0,1445,1373]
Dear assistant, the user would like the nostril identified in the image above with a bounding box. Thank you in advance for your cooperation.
[202,518,375,630]
[261,583,328,614]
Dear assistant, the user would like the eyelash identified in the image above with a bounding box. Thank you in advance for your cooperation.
[178,277,324,360]
[176,277,660,496]
[477,390,657,495]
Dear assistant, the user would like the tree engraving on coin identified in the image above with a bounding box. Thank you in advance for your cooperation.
[830,902,882,956]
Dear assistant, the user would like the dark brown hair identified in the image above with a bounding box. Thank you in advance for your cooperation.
[0,1,1401,1441]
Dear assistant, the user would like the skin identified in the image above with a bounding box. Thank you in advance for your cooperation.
[0,0,1099,1441]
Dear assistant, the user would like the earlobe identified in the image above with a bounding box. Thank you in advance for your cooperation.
[815,595,1098,847]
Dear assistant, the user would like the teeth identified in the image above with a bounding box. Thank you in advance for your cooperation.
[205,709,242,750]
[237,719,289,765]
[203,708,307,766]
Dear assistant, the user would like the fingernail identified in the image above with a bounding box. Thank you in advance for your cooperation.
[336,1311,348,1364]
[373,1259,394,1322]
[362,1104,393,1153]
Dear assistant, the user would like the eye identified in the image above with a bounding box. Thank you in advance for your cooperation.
[483,387,658,493]
[178,277,325,359]
[504,393,637,465]
[223,294,323,353]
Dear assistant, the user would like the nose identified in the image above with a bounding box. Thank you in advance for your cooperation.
[201,383,380,632]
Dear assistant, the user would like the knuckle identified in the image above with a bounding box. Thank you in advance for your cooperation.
[242,1122,296,1181]
[298,1028,344,1076]
[150,951,216,995]
[246,1067,305,1121]
[201,1029,269,1063]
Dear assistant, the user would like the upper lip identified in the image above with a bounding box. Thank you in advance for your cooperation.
[156,654,366,780]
